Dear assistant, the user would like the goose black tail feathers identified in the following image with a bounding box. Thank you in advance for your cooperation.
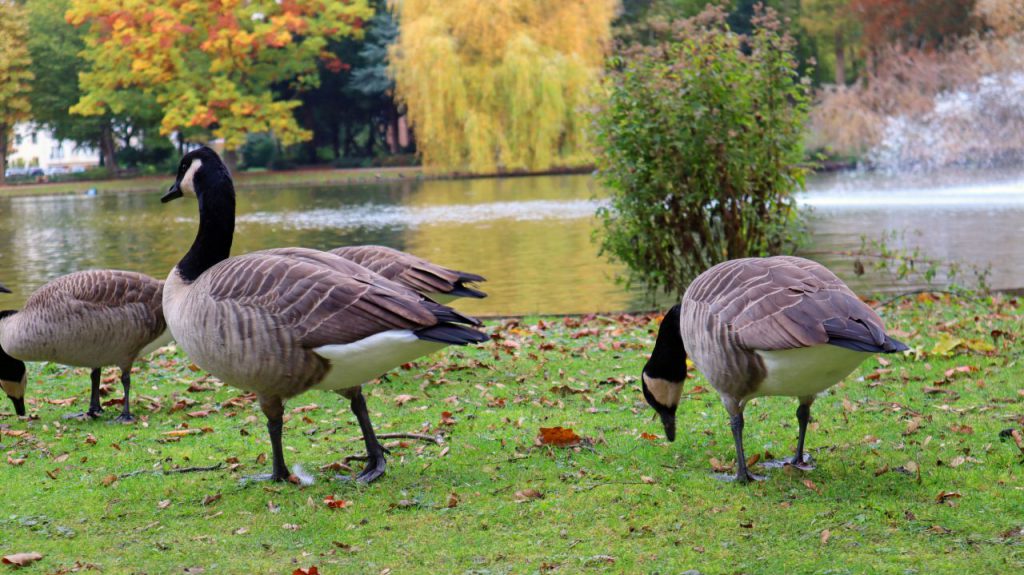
[415,323,489,345]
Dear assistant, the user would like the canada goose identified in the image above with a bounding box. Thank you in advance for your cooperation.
[642,256,907,483]
[160,147,488,484]
[329,245,486,303]
[0,270,167,421]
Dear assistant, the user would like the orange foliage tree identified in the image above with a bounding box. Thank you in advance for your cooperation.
[67,0,373,155]
[852,0,978,51]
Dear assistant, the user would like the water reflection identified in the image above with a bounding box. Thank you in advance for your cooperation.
[2,168,1022,315]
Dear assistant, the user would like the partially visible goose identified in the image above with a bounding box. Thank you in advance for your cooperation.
[642,256,907,483]
[0,282,27,417]
[329,245,486,303]
[0,271,167,420]
[160,147,488,483]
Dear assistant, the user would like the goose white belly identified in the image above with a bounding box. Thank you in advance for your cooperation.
[751,344,869,400]
[311,330,446,391]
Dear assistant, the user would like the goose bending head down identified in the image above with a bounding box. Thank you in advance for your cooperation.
[161,147,488,484]
[0,271,166,420]
[641,256,908,483]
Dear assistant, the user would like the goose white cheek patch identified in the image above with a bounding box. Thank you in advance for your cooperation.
[180,158,202,197]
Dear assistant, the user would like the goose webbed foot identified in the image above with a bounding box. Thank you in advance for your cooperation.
[113,412,135,424]
[762,453,816,471]
[714,469,767,483]
[63,408,103,420]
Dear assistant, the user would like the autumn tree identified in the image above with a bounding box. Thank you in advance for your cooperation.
[800,0,860,85]
[0,0,33,185]
[67,0,373,165]
[852,0,979,51]
[390,0,616,174]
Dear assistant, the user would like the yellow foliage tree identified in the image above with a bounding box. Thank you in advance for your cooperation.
[390,0,616,174]
[67,0,373,152]
[0,0,34,184]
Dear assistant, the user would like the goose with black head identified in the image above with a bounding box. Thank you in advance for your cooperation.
[641,256,907,483]
[160,147,488,484]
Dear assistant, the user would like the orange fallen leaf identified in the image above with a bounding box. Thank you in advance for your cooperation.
[163,429,202,437]
[935,490,962,503]
[446,492,460,508]
[6,456,25,466]
[292,567,319,575]
[202,493,222,506]
[440,411,456,426]
[101,474,118,487]
[639,432,659,441]
[323,495,350,509]
[2,552,42,566]
[802,479,820,493]
[538,426,581,447]
[514,488,543,502]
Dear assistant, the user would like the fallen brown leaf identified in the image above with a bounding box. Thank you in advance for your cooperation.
[292,567,319,575]
[538,426,581,447]
[640,475,656,484]
[514,488,543,502]
[935,490,962,504]
[393,394,416,406]
[446,492,459,508]
[6,456,25,466]
[950,424,974,434]
[201,493,222,506]
[2,552,42,566]
[709,458,733,473]
[820,529,831,545]
[802,479,821,493]
[101,474,118,487]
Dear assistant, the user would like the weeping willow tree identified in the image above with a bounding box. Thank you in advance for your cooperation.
[389,0,616,174]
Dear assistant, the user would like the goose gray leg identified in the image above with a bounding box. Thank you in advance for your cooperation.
[65,368,104,419]
[243,396,291,483]
[339,388,386,483]
[113,365,135,423]
[719,398,765,483]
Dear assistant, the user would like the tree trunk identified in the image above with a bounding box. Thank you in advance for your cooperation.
[834,28,846,87]
[223,149,239,173]
[0,128,8,186]
[100,122,118,175]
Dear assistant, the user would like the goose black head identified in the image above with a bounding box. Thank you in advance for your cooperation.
[641,304,686,442]
[0,310,27,417]
[162,146,232,204]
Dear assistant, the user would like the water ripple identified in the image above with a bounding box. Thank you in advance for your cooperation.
[236,198,609,229]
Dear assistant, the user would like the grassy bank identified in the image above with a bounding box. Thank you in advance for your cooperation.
[1,294,1022,574]
[0,166,423,199]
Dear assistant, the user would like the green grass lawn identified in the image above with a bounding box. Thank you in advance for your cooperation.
[1,295,1022,574]
[0,166,423,198]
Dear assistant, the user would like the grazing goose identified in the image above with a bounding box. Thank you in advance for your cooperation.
[0,270,167,420]
[0,282,27,416]
[642,256,907,483]
[160,147,488,484]
[329,245,486,303]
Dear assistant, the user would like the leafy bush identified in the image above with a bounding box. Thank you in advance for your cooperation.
[593,6,810,297]
[240,133,278,170]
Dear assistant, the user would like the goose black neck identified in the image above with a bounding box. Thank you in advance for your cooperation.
[0,311,26,383]
[644,304,687,382]
[177,175,235,283]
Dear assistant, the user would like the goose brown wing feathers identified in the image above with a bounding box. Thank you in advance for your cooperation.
[330,245,486,297]
[199,254,440,349]
[692,257,888,352]
[26,270,165,332]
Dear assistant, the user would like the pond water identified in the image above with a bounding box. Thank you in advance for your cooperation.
[1,167,1022,316]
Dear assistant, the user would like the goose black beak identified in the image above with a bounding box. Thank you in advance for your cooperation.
[659,411,676,442]
[0,282,9,294]
[161,182,183,203]
[10,396,25,417]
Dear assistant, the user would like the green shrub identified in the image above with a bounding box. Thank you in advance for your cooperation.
[593,6,810,297]
[240,133,277,170]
